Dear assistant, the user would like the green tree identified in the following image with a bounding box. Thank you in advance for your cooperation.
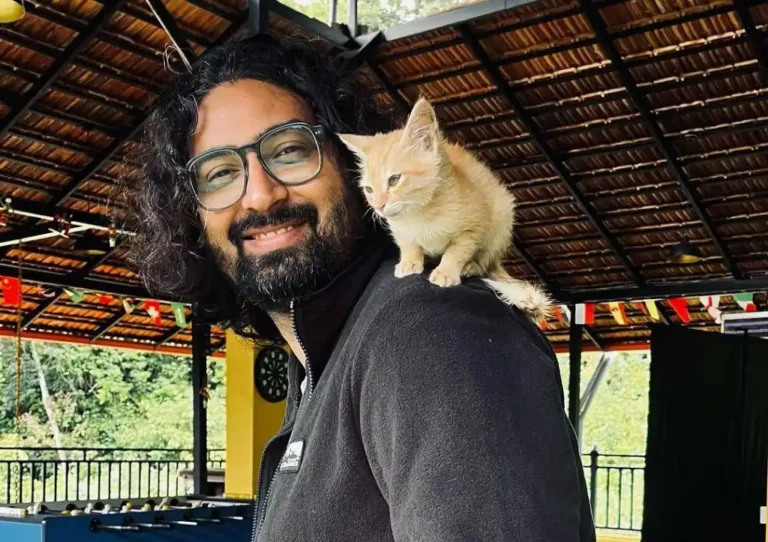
[0,339,225,451]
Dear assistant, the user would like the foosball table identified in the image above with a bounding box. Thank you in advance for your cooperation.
[0,497,254,541]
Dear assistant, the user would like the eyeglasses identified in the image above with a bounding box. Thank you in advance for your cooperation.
[186,122,326,211]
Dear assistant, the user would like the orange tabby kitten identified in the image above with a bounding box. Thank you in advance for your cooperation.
[338,97,552,320]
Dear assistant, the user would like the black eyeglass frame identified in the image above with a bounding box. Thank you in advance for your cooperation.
[186,122,327,211]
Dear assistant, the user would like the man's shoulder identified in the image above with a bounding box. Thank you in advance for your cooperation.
[357,256,554,357]
[346,256,563,405]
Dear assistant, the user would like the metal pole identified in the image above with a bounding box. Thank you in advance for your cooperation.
[346,0,358,36]
[328,0,338,27]
[248,0,270,36]
[578,352,615,440]
[568,306,583,441]
[192,321,210,496]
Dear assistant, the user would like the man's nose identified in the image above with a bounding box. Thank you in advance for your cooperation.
[239,154,289,213]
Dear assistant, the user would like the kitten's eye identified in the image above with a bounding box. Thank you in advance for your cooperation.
[388,174,401,187]
[363,186,373,194]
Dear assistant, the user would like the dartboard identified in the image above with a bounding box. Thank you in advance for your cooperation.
[254,346,289,403]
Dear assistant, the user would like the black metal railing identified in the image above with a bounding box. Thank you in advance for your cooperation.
[1,445,643,529]
[0,447,226,505]
[583,449,645,532]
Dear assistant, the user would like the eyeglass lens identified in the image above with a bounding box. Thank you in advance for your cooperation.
[191,125,321,210]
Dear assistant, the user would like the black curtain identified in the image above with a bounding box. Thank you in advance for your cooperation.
[642,325,768,541]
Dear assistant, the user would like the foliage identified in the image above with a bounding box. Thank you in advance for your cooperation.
[0,339,225,451]
[279,0,468,32]
[557,351,650,456]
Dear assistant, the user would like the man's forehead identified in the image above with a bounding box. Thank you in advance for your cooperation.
[190,79,315,156]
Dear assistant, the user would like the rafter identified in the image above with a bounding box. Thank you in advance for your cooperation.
[580,0,742,279]
[156,320,190,346]
[2,8,250,249]
[21,243,123,329]
[458,23,644,287]
[0,0,127,140]
[91,310,129,341]
[368,63,410,115]
[735,0,768,86]
[145,0,197,67]
[562,275,768,304]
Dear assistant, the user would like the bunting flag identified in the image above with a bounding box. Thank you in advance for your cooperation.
[40,288,57,298]
[574,303,595,325]
[1,276,21,306]
[668,298,691,323]
[63,288,85,303]
[538,317,549,330]
[552,305,568,324]
[97,294,114,305]
[733,293,757,312]
[633,301,648,316]
[144,300,162,326]
[122,297,135,315]
[171,302,187,328]
[645,300,661,321]
[608,302,628,325]
[699,295,722,323]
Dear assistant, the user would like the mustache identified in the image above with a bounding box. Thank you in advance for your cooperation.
[228,204,319,245]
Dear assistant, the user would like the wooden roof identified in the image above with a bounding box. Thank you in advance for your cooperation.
[0,0,767,354]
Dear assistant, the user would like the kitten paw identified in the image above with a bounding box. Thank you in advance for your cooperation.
[462,261,484,277]
[395,260,424,278]
[429,267,461,287]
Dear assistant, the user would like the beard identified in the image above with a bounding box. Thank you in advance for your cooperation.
[212,185,366,312]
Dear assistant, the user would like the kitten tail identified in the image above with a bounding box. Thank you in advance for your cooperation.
[482,263,553,321]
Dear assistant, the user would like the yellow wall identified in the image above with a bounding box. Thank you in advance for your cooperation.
[224,331,287,499]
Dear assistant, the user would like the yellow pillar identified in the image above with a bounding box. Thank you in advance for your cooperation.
[224,330,287,499]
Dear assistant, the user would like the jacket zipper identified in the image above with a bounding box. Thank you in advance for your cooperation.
[291,299,314,400]
[252,298,313,542]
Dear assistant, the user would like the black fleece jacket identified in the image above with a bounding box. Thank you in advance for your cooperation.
[253,238,596,541]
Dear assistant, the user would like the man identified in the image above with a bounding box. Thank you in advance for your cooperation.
[129,34,596,541]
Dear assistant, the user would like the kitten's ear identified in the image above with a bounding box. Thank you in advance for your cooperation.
[337,133,370,156]
[401,97,440,153]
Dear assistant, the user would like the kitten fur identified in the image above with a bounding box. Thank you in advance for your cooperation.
[338,97,552,321]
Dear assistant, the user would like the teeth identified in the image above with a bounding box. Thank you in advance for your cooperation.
[252,225,295,240]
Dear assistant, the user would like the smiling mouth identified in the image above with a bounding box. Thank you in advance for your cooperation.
[241,221,305,241]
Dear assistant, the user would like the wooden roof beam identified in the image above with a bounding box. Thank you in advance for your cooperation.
[91,309,128,341]
[0,0,128,140]
[144,0,197,67]
[562,275,768,304]
[458,23,644,287]
[735,0,768,86]
[0,11,250,251]
[580,0,744,279]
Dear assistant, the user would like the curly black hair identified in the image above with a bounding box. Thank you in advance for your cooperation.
[123,34,396,341]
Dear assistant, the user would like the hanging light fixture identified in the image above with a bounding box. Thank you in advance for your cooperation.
[0,0,25,24]
[671,239,703,264]
[73,231,108,256]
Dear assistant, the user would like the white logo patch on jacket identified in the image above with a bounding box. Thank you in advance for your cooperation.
[278,440,304,473]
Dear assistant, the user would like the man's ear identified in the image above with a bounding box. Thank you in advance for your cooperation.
[337,133,371,156]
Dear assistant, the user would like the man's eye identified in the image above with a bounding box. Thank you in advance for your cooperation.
[388,174,401,187]
[363,186,373,194]
[272,143,312,163]
[200,168,239,192]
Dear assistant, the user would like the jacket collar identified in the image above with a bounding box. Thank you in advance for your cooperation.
[290,227,395,391]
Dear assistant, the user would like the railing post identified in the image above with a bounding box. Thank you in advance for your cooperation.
[568,307,583,442]
[589,447,599,514]
[192,320,211,496]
